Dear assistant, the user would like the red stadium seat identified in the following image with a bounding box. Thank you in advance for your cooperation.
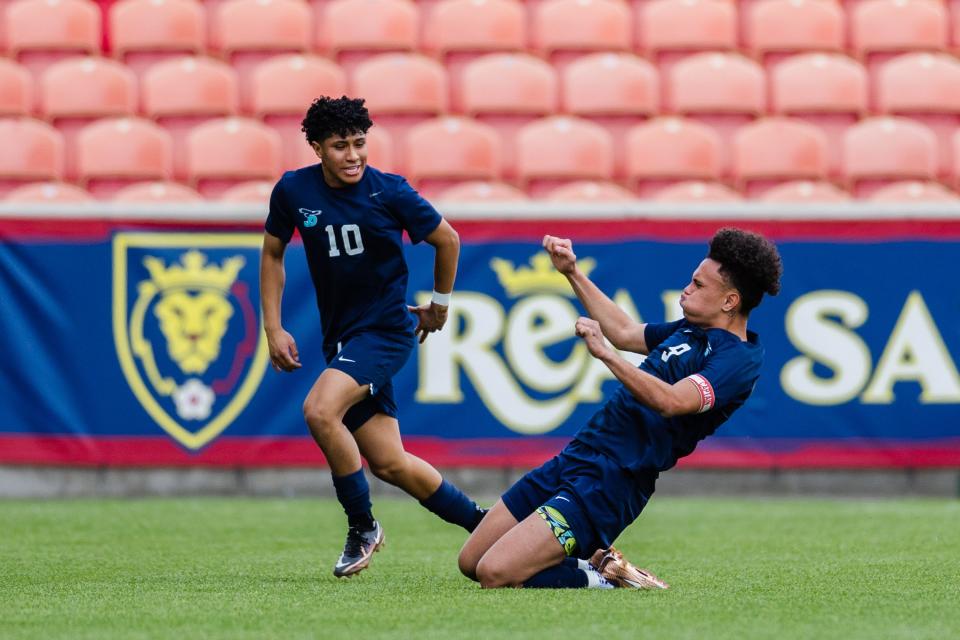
[436,180,528,201]
[6,0,100,81]
[461,53,559,179]
[109,0,205,77]
[746,0,844,69]
[186,117,282,197]
[218,180,273,202]
[770,53,867,178]
[422,0,525,110]
[639,0,737,75]
[250,55,347,170]
[546,180,636,201]
[0,118,63,195]
[652,180,743,201]
[625,117,723,196]
[0,59,32,117]
[404,117,501,199]
[561,53,658,178]
[876,53,960,178]
[843,116,938,196]
[666,52,766,174]
[4,181,93,202]
[532,0,632,70]
[516,116,615,197]
[76,117,173,198]
[112,181,205,202]
[352,54,448,172]
[732,117,828,197]
[851,0,947,78]
[213,0,311,111]
[758,180,851,202]
[142,56,240,179]
[319,0,417,72]
[869,180,959,201]
[40,57,138,180]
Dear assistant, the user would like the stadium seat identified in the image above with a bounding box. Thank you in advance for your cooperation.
[516,116,615,197]
[186,117,282,197]
[625,117,723,196]
[111,180,205,202]
[5,0,101,81]
[546,180,636,201]
[851,0,947,77]
[868,180,959,201]
[213,0,311,111]
[319,0,418,72]
[76,117,173,198]
[40,57,138,180]
[3,181,93,202]
[875,53,960,178]
[404,117,501,199]
[745,0,844,70]
[757,180,851,201]
[436,180,528,201]
[770,53,867,178]
[461,53,559,179]
[142,56,240,180]
[666,52,766,174]
[422,0,525,111]
[732,117,828,196]
[638,0,737,75]
[0,59,32,117]
[561,53,659,178]
[109,0,206,78]
[652,180,743,201]
[351,54,448,172]
[0,118,63,196]
[843,116,938,196]
[250,55,347,170]
[532,0,632,70]
[218,180,273,202]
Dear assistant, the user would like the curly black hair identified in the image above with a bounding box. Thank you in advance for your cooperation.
[301,96,373,144]
[707,227,783,315]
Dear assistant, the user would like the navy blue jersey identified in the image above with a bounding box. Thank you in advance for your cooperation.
[265,165,442,346]
[573,319,763,476]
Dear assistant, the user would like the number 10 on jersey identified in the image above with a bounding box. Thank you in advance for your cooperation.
[325,224,365,257]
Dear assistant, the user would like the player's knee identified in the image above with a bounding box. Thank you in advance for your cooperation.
[368,457,408,485]
[457,548,479,581]
[302,399,338,436]
[475,556,513,589]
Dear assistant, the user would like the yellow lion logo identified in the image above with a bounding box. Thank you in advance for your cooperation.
[153,290,234,374]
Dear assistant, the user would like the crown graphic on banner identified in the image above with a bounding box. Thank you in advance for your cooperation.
[143,250,245,293]
[490,252,596,298]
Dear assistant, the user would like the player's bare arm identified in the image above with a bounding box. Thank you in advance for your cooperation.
[409,219,460,344]
[543,235,649,354]
[260,232,301,372]
[575,317,701,417]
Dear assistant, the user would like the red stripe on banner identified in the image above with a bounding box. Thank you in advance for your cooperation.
[1,218,959,242]
[2,435,960,468]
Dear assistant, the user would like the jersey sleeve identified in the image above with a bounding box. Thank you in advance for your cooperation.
[644,320,685,351]
[685,345,761,413]
[264,178,295,243]
[388,177,443,244]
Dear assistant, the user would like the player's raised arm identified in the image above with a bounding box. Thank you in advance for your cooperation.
[260,232,301,372]
[409,218,460,343]
[543,235,650,354]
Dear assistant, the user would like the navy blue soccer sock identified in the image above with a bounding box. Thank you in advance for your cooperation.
[523,558,589,589]
[332,469,375,530]
[419,478,483,532]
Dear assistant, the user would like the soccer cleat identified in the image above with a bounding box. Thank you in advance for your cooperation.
[333,520,385,578]
[591,546,669,590]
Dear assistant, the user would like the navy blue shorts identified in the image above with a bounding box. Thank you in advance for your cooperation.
[323,330,414,432]
[501,440,657,559]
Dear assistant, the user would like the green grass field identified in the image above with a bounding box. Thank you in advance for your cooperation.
[1,497,958,639]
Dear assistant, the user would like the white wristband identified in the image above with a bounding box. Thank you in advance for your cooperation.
[431,290,451,306]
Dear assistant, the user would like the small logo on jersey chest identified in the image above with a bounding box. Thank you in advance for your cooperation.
[299,208,322,228]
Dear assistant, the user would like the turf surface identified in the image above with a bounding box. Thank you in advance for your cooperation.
[1,497,958,639]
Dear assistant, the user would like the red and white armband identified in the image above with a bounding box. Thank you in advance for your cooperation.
[686,374,715,413]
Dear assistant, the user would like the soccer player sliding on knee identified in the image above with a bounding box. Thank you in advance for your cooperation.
[458,228,783,589]
[260,96,486,579]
